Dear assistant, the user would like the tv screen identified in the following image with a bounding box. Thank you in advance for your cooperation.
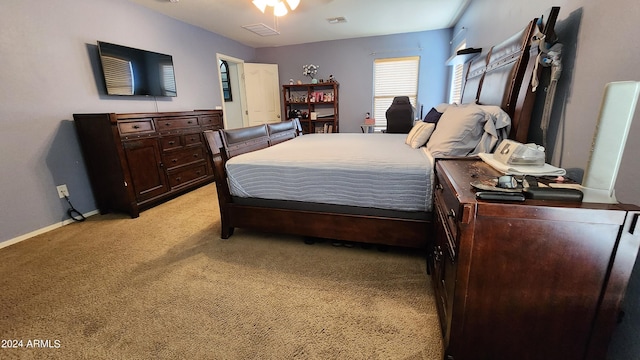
[97,41,177,97]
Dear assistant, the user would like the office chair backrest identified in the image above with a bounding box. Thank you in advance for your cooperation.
[385,96,414,134]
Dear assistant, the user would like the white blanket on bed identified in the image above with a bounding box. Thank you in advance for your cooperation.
[225,133,434,212]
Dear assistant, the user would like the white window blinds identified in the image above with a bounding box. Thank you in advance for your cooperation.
[449,42,467,104]
[161,64,177,96]
[373,56,419,130]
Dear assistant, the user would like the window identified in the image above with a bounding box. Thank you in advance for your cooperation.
[220,60,232,102]
[449,42,466,104]
[373,56,419,131]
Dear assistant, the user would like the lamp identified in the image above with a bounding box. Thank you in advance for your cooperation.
[252,0,299,17]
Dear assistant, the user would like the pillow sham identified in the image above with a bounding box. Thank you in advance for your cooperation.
[423,107,443,124]
[426,103,489,157]
[409,123,435,149]
[405,122,435,148]
[405,122,426,145]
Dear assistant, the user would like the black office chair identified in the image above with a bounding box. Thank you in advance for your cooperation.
[385,96,414,134]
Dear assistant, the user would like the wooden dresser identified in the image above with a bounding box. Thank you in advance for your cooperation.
[73,110,223,218]
[432,158,640,360]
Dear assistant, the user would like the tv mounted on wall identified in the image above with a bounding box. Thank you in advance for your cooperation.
[97,41,177,97]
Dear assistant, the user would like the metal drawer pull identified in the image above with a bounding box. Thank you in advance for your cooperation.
[434,246,443,262]
[168,141,175,145]
[193,154,199,158]
[448,209,456,219]
[132,125,140,129]
[436,184,444,191]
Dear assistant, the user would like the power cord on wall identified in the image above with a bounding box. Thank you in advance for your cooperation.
[63,195,86,222]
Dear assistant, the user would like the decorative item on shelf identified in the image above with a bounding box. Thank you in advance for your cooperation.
[303,64,319,84]
[297,80,302,85]
[289,79,294,85]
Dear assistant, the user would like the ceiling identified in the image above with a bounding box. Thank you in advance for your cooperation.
[127,0,471,48]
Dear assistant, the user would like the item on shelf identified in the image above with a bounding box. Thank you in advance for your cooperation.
[303,64,319,81]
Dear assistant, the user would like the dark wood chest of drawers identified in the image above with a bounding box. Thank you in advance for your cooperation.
[73,110,223,217]
[432,158,640,360]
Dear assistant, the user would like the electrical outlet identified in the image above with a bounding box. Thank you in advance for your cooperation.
[56,184,69,198]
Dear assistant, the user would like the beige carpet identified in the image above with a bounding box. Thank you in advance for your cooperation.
[0,184,442,359]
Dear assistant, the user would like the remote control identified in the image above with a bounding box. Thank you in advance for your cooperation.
[523,187,583,201]
[475,191,526,202]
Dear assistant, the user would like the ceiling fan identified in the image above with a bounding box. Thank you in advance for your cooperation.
[252,0,300,17]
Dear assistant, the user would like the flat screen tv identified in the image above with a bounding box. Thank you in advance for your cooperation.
[97,41,177,97]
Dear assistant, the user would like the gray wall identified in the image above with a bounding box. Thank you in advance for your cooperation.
[255,30,451,133]
[0,0,254,243]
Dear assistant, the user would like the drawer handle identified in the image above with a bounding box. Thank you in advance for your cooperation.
[132,125,140,129]
[433,246,443,262]
[172,159,178,163]
[168,141,175,145]
[193,154,199,158]
[436,184,443,191]
[188,120,193,124]
[448,208,456,219]
[175,177,182,182]
[196,170,202,175]
[165,123,171,126]
[190,137,196,141]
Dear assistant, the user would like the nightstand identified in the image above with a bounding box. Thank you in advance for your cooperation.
[431,158,640,360]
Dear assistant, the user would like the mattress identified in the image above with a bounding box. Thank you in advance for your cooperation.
[225,133,434,212]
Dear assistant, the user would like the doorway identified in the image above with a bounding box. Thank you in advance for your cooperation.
[216,54,282,129]
[216,54,246,129]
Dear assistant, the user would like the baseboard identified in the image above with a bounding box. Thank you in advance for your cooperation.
[0,210,100,250]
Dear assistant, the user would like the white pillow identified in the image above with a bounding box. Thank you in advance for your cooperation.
[405,122,429,145]
[426,103,489,157]
[409,123,435,149]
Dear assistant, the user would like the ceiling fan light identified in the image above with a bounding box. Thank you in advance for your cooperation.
[286,0,300,10]
[273,1,288,16]
[252,0,267,13]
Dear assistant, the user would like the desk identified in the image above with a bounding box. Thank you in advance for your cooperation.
[360,124,375,133]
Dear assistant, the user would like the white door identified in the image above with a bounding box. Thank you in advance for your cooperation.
[243,63,281,126]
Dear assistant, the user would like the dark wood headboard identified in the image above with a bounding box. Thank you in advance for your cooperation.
[460,7,560,143]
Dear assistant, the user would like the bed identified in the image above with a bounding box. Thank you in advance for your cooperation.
[204,9,560,249]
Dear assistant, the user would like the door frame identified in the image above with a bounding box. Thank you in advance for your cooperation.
[216,53,248,129]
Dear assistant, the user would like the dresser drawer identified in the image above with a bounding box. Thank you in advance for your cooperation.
[163,147,205,170]
[118,119,154,135]
[200,114,222,128]
[183,132,203,146]
[155,116,199,131]
[168,164,207,188]
[435,170,461,245]
[160,135,182,152]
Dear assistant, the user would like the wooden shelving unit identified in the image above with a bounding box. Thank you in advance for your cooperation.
[283,82,339,134]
